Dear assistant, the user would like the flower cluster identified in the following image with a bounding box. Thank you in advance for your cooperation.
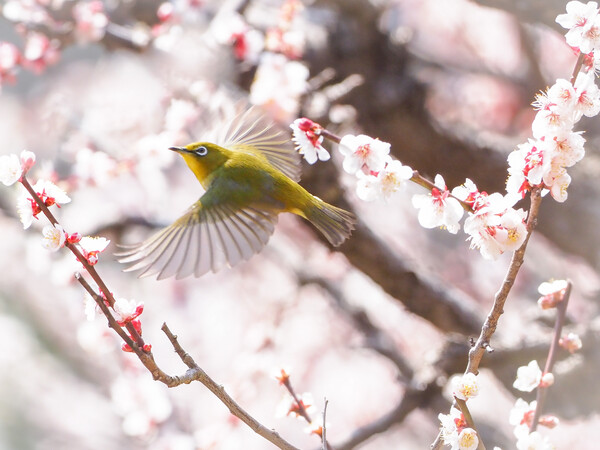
[438,407,479,450]
[290,118,529,259]
[504,1,600,205]
[288,1,600,263]
[455,181,528,259]
[437,373,480,449]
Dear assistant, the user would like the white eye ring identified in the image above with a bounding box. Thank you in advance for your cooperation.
[195,146,208,156]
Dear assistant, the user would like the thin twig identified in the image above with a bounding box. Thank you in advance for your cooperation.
[530,280,572,432]
[322,398,329,450]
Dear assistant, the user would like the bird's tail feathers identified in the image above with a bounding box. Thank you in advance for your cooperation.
[305,199,356,246]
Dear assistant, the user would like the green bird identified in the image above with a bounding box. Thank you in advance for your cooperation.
[118,107,356,279]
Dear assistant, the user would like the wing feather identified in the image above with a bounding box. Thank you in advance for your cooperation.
[220,107,301,182]
[117,204,278,280]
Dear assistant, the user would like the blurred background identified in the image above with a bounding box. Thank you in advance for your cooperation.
[0,0,599,448]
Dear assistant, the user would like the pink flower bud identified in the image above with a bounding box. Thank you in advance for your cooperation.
[19,150,36,174]
[142,343,152,352]
[537,293,561,309]
[86,252,99,266]
[559,332,582,353]
[121,343,133,352]
[131,319,142,334]
[67,232,82,244]
[539,372,555,388]
[539,415,560,428]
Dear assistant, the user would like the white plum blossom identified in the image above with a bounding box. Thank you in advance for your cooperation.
[32,179,71,205]
[513,360,543,392]
[41,224,66,251]
[438,407,466,450]
[538,78,578,114]
[556,1,600,54]
[79,236,110,265]
[538,279,568,296]
[290,118,329,164]
[0,153,22,186]
[452,372,480,401]
[457,428,479,450]
[16,179,71,229]
[509,398,536,428]
[338,134,390,175]
[515,427,554,450]
[113,298,144,324]
[462,190,527,260]
[412,175,464,234]
[19,150,36,174]
[356,158,413,201]
[573,70,600,118]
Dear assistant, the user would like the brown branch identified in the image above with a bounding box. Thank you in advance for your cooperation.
[160,323,300,450]
[431,187,543,450]
[465,187,543,375]
[17,175,299,450]
[455,398,486,450]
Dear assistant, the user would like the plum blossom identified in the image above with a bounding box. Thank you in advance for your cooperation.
[290,118,329,164]
[509,398,537,429]
[513,360,542,392]
[79,236,110,265]
[41,224,66,252]
[461,185,528,259]
[338,134,390,175]
[113,298,144,325]
[515,426,554,450]
[556,1,600,54]
[438,407,467,450]
[559,332,583,353]
[412,175,464,234]
[19,150,36,174]
[457,428,479,450]
[537,279,567,309]
[573,70,600,118]
[452,373,480,401]
[17,179,71,229]
[356,158,413,201]
[0,154,22,186]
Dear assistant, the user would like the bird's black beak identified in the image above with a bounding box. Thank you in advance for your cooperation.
[169,146,186,153]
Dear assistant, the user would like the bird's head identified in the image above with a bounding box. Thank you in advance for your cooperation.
[169,142,230,185]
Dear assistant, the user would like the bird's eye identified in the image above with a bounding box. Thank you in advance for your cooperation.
[194,146,208,156]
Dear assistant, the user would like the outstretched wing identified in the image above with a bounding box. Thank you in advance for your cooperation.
[217,106,302,182]
[117,201,278,280]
